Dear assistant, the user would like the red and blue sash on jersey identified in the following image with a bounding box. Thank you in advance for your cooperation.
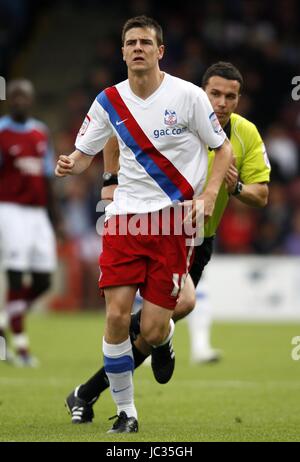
[97,87,194,202]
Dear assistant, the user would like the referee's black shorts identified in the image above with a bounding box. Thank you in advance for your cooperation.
[189,236,215,288]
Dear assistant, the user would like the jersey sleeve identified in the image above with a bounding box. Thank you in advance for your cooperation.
[75,97,113,155]
[239,122,271,184]
[189,87,227,149]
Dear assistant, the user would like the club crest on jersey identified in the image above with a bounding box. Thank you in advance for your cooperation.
[164,109,177,126]
[209,112,223,134]
[79,115,91,136]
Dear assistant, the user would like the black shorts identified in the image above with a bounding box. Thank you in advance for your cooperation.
[189,236,215,288]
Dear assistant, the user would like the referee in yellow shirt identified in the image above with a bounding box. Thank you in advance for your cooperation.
[185,62,271,363]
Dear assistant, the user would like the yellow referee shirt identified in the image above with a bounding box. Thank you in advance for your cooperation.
[204,113,271,238]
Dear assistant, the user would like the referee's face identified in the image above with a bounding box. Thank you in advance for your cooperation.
[122,27,164,73]
[205,76,240,127]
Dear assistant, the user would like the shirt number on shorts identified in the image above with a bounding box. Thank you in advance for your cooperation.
[171,273,187,297]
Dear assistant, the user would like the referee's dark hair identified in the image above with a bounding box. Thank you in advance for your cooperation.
[202,62,243,93]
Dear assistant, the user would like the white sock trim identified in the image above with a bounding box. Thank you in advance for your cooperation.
[12,333,29,349]
[103,336,132,359]
[117,404,138,420]
[7,300,27,319]
[0,312,8,329]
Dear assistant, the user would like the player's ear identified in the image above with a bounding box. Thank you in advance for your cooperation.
[121,47,126,61]
[158,45,165,61]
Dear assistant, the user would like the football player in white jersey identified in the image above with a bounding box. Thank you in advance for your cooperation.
[56,15,232,433]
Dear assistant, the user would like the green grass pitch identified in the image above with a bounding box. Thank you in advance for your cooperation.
[0,312,300,442]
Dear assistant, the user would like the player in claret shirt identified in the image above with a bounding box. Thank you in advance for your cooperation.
[0,79,57,366]
[56,16,232,433]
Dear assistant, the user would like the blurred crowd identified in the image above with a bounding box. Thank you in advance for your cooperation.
[1,0,300,262]
[53,0,300,258]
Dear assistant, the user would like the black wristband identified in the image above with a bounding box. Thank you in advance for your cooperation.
[232,181,243,196]
[102,173,118,187]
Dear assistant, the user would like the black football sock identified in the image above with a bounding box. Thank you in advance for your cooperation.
[78,367,109,403]
[78,341,148,403]
[132,341,149,367]
[129,310,142,341]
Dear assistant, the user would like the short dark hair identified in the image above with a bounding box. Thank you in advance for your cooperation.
[122,15,163,46]
[7,79,34,97]
[202,62,243,93]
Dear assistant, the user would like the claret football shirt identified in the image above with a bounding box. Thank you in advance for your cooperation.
[0,116,54,206]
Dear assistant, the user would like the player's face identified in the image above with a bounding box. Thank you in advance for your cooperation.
[205,76,240,127]
[8,90,33,121]
[122,27,164,73]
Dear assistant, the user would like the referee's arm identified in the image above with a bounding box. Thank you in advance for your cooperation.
[225,163,269,207]
[235,182,269,208]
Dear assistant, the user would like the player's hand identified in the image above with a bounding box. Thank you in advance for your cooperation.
[181,191,217,226]
[196,191,216,223]
[101,184,117,201]
[55,155,75,177]
[225,158,238,194]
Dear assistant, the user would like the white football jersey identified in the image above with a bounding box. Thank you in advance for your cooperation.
[75,73,226,215]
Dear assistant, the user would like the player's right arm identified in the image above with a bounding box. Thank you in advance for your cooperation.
[55,149,94,177]
[56,94,114,178]
[101,137,120,200]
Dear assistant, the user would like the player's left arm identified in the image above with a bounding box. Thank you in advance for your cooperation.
[186,138,233,225]
[188,88,233,223]
[201,138,233,219]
